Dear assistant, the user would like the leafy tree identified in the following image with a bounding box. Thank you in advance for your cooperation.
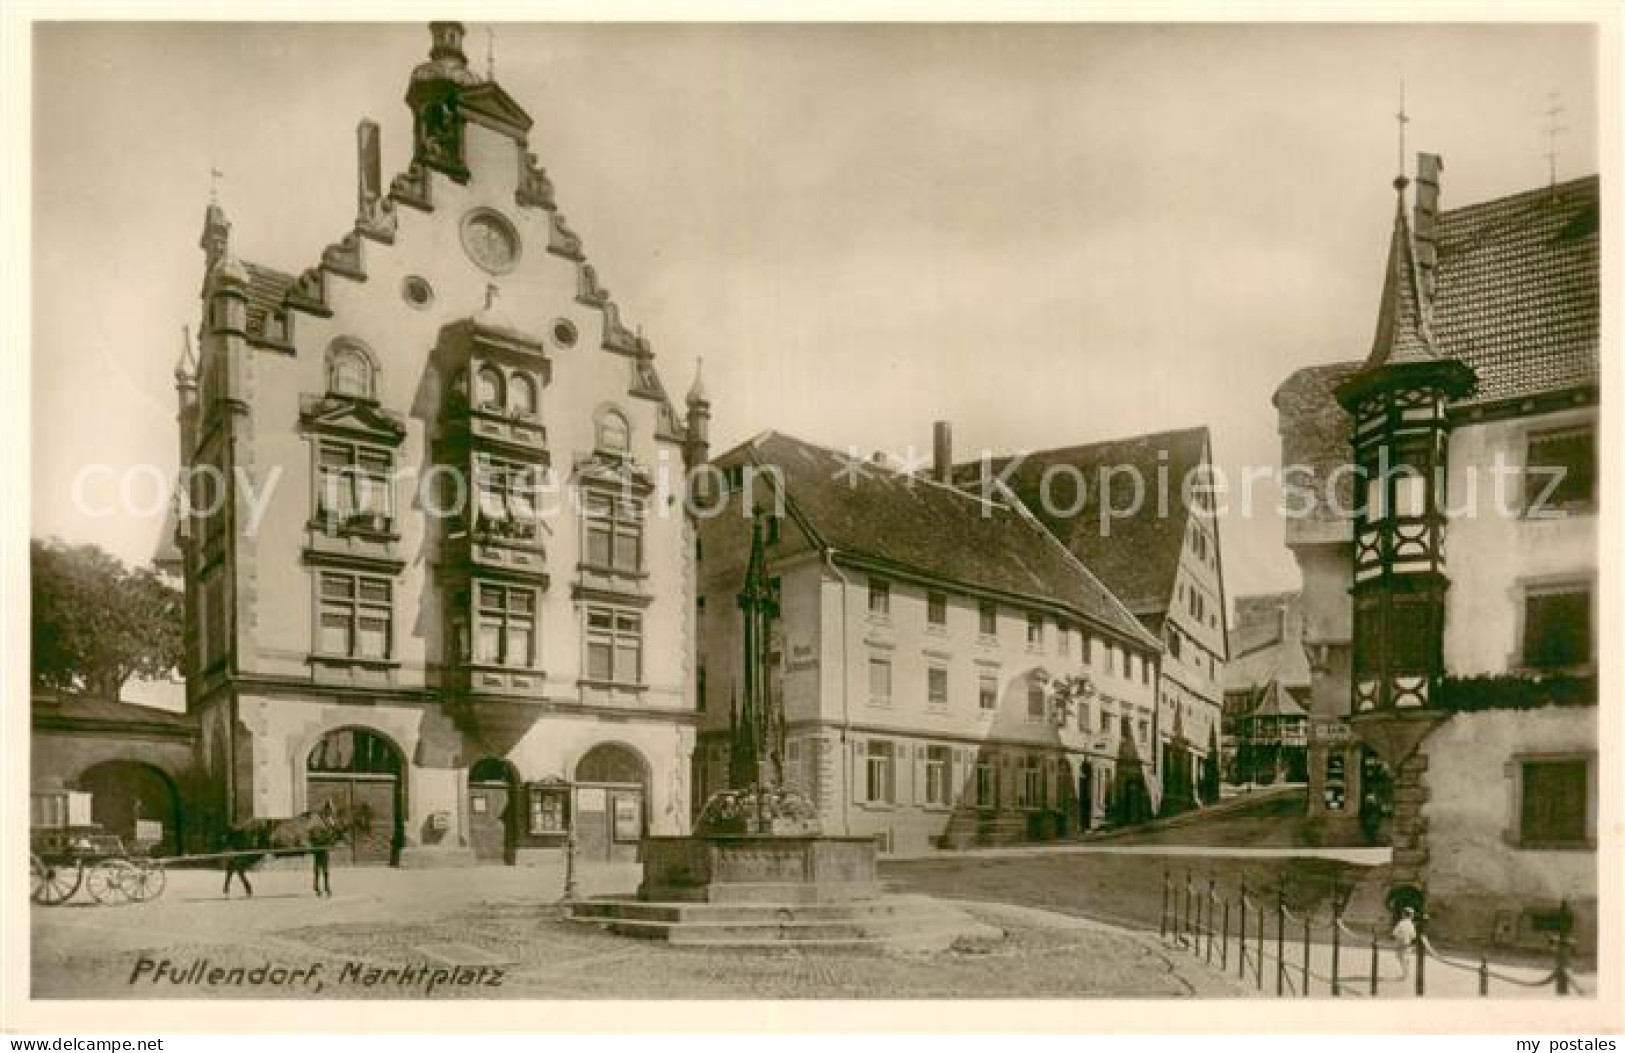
[1202,724,1222,804]
[31,538,183,698]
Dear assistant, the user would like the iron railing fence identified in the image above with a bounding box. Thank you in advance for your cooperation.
[1158,869,1586,998]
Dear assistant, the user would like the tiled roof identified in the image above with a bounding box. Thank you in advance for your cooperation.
[1246,679,1309,720]
[732,431,1160,650]
[1431,175,1599,406]
[32,692,196,733]
[954,427,1210,616]
[1364,196,1438,368]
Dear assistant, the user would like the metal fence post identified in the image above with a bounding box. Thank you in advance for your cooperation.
[1160,870,1170,939]
[1257,901,1265,990]
[1415,911,1427,997]
[1555,933,1572,996]
[1276,887,1286,996]
[1207,878,1218,964]
[1302,912,1311,996]
[1330,906,1342,997]
[1369,931,1379,997]
[1185,870,1194,950]
[1221,893,1231,970]
[1237,880,1248,980]
[1478,949,1490,997]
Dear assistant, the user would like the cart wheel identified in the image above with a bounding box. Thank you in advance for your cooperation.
[86,860,136,905]
[128,859,167,902]
[32,857,83,905]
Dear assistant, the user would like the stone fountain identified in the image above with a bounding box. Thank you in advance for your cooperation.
[570,515,1001,951]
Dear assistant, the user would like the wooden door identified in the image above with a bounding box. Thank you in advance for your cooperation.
[469,781,512,863]
[307,775,397,866]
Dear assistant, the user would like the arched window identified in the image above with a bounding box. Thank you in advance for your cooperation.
[475,365,505,410]
[510,373,538,418]
[596,409,630,454]
[307,727,402,775]
[328,344,375,399]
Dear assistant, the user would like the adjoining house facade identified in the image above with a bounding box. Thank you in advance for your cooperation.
[694,430,1165,853]
[1277,159,1598,949]
[1222,593,1313,791]
[962,428,1230,814]
[174,23,706,865]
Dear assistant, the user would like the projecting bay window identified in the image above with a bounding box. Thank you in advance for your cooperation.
[317,571,393,661]
[317,441,393,533]
[583,492,644,575]
[475,582,536,668]
[585,607,643,687]
[474,456,541,540]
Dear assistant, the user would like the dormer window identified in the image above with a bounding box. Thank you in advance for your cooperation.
[327,342,375,400]
[596,409,631,455]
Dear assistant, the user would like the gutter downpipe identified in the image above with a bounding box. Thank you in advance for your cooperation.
[822,547,854,836]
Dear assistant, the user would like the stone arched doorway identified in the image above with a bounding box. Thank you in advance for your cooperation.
[306,727,403,866]
[574,743,648,863]
[468,757,519,864]
[77,761,182,856]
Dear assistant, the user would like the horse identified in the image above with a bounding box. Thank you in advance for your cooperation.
[220,801,373,898]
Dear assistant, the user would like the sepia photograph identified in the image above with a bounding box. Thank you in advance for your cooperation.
[4,6,1618,1036]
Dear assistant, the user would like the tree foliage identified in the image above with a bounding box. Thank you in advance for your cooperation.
[31,538,184,698]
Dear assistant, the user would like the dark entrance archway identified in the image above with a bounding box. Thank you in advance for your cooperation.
[306,727,403,866]
[468,757,519,864]
[78,761,182,855]
[574,743,647,863]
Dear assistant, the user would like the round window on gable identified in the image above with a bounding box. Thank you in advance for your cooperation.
[553,319,578,347]
[402,275,434,309]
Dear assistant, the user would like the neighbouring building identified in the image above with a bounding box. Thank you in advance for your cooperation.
[961,427,1230,814]
[31,692,202,857]
[694,430,1166,853]
[1222,593,1312,790]
[174,23,706,866]
[1277,158,1598,950]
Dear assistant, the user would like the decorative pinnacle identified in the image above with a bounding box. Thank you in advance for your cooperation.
[209,167,223,204]
[174,325,198,386]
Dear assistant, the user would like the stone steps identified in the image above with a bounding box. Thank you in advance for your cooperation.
[569,894,1003,952]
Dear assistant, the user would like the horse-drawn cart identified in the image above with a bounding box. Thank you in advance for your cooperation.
[30,790,166,906]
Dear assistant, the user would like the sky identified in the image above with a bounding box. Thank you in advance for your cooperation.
[29,20,1600,604]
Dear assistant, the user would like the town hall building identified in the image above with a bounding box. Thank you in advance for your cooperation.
[174,23,707,865]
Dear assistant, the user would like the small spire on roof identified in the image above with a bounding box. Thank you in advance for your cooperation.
[485,26,496,79]
[1393,78,1410,191]
[686,356,710,407]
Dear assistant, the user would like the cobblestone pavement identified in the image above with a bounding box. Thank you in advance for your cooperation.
[32,863,1253,1000]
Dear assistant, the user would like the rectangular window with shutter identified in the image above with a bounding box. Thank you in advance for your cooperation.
[1518,759,1589,847]
[927,666,949,708]
[1525,425,1596,511]
[868,657,892,706]
[865,741,895,804]
[1522,587,1592,670]
[925,746,951,806]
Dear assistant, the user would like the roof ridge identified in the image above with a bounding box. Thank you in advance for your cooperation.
[761,430,1016,513]
[997,482,1163,652]
[1439,172,1598,224]
[964,424,1211,471]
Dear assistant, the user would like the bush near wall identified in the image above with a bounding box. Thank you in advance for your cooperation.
[1437,674,1597,712]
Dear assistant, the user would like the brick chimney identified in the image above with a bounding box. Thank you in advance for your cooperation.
[1413,152,1443,303]
[933,421,953,483]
